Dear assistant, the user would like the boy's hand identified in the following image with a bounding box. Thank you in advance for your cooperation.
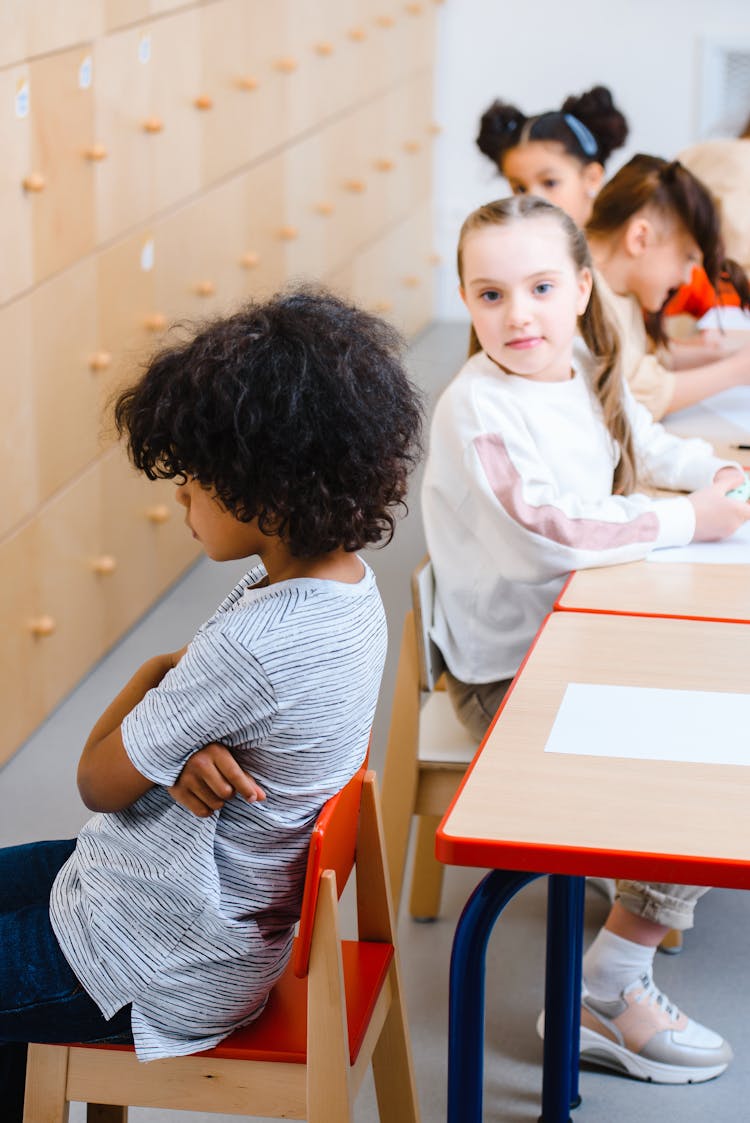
[168,742,266,818]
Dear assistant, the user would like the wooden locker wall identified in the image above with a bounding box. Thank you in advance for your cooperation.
[0,0,438,765]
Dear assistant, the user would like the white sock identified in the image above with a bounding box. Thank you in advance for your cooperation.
[582,928,656,1001]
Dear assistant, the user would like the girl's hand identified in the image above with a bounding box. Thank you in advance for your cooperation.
[689,480,750,541]
[713,465,746,489]
[168,742,266,818]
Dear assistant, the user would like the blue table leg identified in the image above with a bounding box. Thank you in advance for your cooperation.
[540,875,586,1123]
[447,869,540,1123]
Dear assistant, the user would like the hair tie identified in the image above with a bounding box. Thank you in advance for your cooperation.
[563,113,598,158]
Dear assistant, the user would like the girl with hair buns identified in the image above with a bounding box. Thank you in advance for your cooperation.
[476,85,628,227]
[586,153,750,419]
[423,195,747,1084]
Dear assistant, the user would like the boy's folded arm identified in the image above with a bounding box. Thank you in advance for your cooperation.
[77,650,185,812]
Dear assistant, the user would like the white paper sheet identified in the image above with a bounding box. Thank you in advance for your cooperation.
[699,385,750,432]
[647,519,750,564]
[697,307,750,331]
[544,683,750,766]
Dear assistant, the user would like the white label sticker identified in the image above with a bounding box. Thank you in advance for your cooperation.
[15,78,29,119]
[78,55,93,90]
[138,35,151,65]
[140,238,155,272]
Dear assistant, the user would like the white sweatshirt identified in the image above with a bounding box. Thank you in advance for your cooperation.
[422,344,731,684]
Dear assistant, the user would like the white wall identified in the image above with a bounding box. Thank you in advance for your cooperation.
[432,0,750,319]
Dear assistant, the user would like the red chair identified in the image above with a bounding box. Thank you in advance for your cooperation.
[23,769,420,1123]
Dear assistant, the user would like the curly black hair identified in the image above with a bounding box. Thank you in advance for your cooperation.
[114,286,424,557]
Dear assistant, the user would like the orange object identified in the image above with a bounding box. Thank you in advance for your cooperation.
[664,265,741,318]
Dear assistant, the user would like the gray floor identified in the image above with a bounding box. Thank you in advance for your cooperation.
[2,322,749,1121]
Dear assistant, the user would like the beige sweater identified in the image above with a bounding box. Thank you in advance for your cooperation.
[594,270,676,421]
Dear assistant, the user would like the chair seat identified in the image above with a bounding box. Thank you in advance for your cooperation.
[418,691,477,765]
[77,939,393,1068]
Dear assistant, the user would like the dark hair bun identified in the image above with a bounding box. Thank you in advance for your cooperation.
[476,100,526,164]
[561,85,628,164]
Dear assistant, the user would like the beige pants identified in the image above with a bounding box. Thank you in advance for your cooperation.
[445,670,708,929]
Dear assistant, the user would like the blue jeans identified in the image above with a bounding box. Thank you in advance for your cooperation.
[0,839,133,1123]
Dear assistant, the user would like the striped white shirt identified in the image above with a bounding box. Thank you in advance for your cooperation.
[50,560,386,1060]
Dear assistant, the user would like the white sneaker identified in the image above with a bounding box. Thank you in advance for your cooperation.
[580,974,732,1084]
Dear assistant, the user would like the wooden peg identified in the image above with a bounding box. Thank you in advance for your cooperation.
[274,57,298,74]
[372,299,394,313]
[91,555,117,576]
[348,26,367,41]
[376,15,396,28]
[403,139,421,154]
[314,41,334,56]
[343,177,366,193]
[146,504,170,524]
[88,351,112,373]
[29,615,56,638]
[427,122,443,135]
[277,225,299,241]
[84,143,108,162]
[144,313,167,332]
[374,157,395,172]
[142,116,164,134]
[240,251,261,268]
[194,280,216,297]
[22,172,45,193]
[403,274,421,288]
[405,2,424,13]
[194,93,214,110]
[237,75,260,91]
[314,201,335,216]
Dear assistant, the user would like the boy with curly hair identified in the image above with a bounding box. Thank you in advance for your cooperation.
[0,287,423,1118]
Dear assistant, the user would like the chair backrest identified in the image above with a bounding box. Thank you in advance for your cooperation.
[411,555,446,694]
[291,763,367,979]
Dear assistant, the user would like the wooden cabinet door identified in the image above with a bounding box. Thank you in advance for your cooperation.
[31,257,101,502]
[96,227,162,390]
[0,64,34,303]
[148,9,202,214]
[27,46,97,282]
[34,466,107,714]
[24,0,102,58]
[0,298,36,538]
[0,520,44,765]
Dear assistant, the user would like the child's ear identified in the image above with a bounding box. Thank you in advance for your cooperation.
[576,266,593,315]
[582,162,605,200]
[624,216,651,259]
[458,284,468,308]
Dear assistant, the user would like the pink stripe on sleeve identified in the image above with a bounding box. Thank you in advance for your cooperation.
[474,433,659,551]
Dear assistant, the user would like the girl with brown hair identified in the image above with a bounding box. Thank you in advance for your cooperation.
[586,154,750,419]
[422,195,748,1084]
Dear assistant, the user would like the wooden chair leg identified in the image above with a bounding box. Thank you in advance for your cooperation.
[371,962,421,1123]
[380,614,421,912]
[23,1044,70,1123]
[307,871,354,1123]
[408,814,444,921]
[87,1107,128,1123]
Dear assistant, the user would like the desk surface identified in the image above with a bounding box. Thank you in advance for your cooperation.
[663,399,748,463]
[556,558,750,622]
[436,611,750,888]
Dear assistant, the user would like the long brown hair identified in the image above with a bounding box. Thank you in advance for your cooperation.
[587,153,750,341]
[457,195,637,494]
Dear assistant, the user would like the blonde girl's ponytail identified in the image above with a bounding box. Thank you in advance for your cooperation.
[457,195,637,492]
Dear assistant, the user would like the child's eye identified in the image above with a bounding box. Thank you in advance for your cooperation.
[511,184,526,195]
[480,290,501,303]
[534,282,554,295]
[542,179,559,189]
